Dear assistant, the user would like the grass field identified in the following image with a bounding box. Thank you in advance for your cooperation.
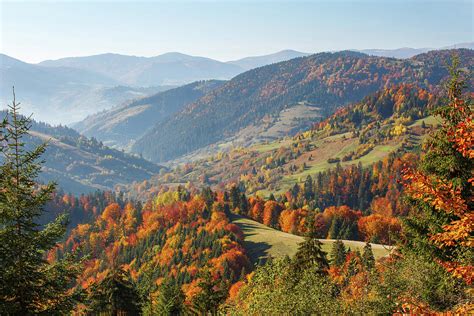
[410,115,441,127]
[231,215,392,264]
[271,137,402,196]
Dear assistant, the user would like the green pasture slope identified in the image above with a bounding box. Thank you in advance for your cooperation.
[231,215,392,264]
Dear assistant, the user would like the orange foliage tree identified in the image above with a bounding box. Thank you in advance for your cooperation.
[402,57,473,285]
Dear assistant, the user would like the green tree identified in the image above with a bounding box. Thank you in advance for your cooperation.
[402,56,473,271]
[229,185,241,212]
[224,258,340,315]
[87,268,141,315]
[387,57,473,312]
[292,236,329,275]
[192,270,227,314]
[303,175,313,200]
[330,239,346,267]
[155,278,185,316]
[0,91,81,314]
[327,217,342,239]
[361,242,375,271]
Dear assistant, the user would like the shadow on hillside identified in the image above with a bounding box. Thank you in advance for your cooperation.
[236,222,272,237]
[228,213,282,264]
[243,240,272,266]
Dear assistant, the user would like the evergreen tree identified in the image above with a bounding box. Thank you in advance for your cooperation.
[292,237,329,275]
[239,192,248,215]
[328,217,342,239]
[87,268,141,315]
[330,240,346,267]
[0,91,81,314]
[303,175,314,200]
[344,252,361,286]
[155,278,185,316]
[230,185,241,212]
[361,242,375,270]
[402,57,473,265]
[392,57,473,311]
[192,271,227,314]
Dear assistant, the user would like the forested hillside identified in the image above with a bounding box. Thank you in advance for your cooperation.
[50,188,251,314]
[124,83,438,200]
[223,60,473,314]
[24,117,164,194]
[1,55,472,315]
[74,80,224,149]
[132,49,473,162]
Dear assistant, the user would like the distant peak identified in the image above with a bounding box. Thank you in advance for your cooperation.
[0,53,28,66]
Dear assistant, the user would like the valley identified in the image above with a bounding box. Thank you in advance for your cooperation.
[1,24,472,313]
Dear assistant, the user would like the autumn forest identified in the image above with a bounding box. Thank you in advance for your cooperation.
[0,4,473,314]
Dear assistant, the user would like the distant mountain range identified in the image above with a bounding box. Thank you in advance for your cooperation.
[1,50,307,124]
[39,52,242,86]
[358,42,474,59]
[1,42,472,126]
[130,49,473,162]
[0,53,172,124]
[228,50,310,70]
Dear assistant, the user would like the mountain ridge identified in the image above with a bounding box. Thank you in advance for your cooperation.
[14,115,165,194]
[74,80,226,149]
[131,49,473,163]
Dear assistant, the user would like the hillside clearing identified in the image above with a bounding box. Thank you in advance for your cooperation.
[231,215,392,264]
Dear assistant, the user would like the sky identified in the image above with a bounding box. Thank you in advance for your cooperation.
[0,0,472,64]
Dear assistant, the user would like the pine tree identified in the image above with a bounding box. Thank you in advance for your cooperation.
[0,90,81,314]
[239,192,249,215]
[155,278,185,316]
[396,57,473,310]
[192,270,227,314]
[344,252,361,285]
[328,217,342,239]
[230,185,241,212]
[361,242,375,270]
[303,175,314,200]
[87,268,141,315]
[330,240,346,267]
[402,57,473,268]
[292,237,329,275]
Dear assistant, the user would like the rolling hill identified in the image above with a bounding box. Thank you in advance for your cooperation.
[228,49,310,70]
[121,83,443,203]
[131,49,473,163]
[18,117,165,194]
[230,215,391,264]
[74,80,225,149]
[39,52,243,86]
[0,54,171,124]
[358,41,474,58]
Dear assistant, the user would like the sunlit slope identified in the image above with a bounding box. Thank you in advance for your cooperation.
[231,215,391,264]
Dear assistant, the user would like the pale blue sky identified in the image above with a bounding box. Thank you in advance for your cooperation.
[1,0,472,63]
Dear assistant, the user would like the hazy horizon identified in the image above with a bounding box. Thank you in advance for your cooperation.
[1,0,472,64]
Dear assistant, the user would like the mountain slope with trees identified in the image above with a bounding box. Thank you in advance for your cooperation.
[132,49,473,162]
[224,56,474,315]
[74,80,225,149]
[124,83,440,201]
[19,116,164,194]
